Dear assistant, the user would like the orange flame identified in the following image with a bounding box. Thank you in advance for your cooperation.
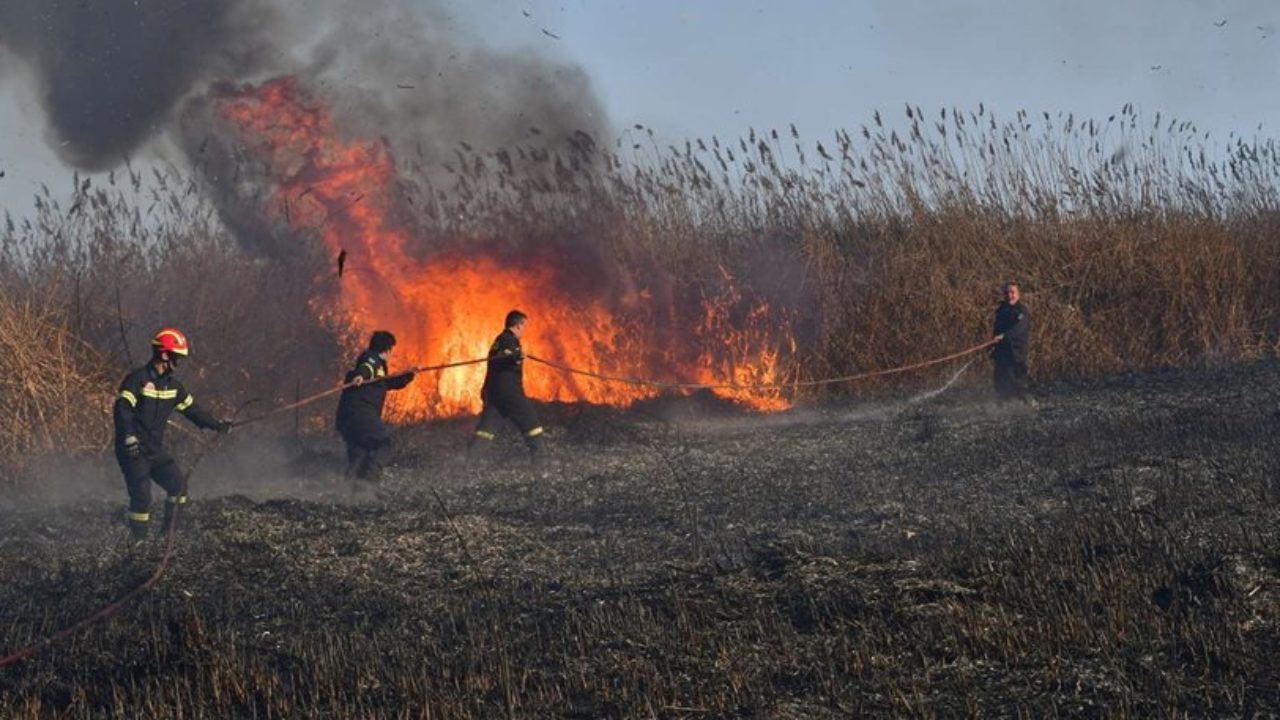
[215,76,793,419]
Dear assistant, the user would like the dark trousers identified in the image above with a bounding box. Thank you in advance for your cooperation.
[117,449,187,534]
[342,426,392,482]
[993,354,1029,401]
[470,394,543,456]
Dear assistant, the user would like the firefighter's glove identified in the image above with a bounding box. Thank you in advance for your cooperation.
[123,435,142,459]
[215,419,234,434]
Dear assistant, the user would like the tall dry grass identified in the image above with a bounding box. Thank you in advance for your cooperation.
[0,166,343,480]
[394,103,1280,395]
[0,292,111,471]
[3,104,1280,471]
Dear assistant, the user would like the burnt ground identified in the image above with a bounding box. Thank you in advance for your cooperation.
[0,362,1278,718]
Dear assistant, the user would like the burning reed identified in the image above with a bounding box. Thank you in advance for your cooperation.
[185,82,1280,423]
[2,98,1280,467]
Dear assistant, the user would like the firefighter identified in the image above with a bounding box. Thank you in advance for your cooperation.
[114,328,230,540]
[991,281,1035,406]
[335,331,415,482]
[469,310,544,461]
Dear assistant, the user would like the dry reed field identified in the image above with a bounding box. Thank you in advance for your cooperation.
[0,293,111,472]
[2,105,1279,450]
[1,106,1278,716]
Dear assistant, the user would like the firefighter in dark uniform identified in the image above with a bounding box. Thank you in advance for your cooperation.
[469,310,544,460]
[114,328,229,539]
[992,281,1033,405]
[335,331,415,482]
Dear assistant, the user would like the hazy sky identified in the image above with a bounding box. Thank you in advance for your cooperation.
[2,0,1278,216]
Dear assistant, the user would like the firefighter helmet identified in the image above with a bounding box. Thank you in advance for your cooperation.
[151,327,190,357]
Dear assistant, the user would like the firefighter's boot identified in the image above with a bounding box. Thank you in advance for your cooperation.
[127,512,149,541]
[468,431,494,462]
[525,432,545,467]
[161,495,186,535]
[358,456,383,483]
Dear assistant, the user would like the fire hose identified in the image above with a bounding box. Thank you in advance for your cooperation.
[0,392,271,668]
[0,511,183,668]
[0,358,495,668]
[0,337,997,668]
[0,429,230,670]
[231,337,1000,428]
[228,356,493,429]
[525,338,999,390]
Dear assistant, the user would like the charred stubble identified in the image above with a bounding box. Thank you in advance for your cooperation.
[0,361,1276,717]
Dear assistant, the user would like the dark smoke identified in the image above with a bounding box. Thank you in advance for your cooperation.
[302,2,609,169]
[1,0,610,204]
[0,0,276,170]
[4,0,620,320]
[176,0,611,259]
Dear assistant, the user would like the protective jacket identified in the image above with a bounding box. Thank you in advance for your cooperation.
[472,329,542,449]
[482,329,524,402]
[335,351,414,438]
[993,301,1030,363]
[114,364,221,452]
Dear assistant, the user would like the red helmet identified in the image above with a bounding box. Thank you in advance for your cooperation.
[151,327,190,357]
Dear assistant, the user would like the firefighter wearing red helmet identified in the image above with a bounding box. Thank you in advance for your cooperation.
[113,328,230,539]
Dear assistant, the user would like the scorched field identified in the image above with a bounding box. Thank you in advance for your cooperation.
[1,361,1277,718]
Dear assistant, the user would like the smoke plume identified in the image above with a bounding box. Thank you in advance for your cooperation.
[300,1,609,168]
[173,0,611,259]
[1,0,608,180]
[0,0,276,170]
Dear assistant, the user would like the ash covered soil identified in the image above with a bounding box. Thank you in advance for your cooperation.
[1,363,1278,718]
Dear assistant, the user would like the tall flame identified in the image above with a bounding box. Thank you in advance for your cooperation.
[215,76,792,419]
